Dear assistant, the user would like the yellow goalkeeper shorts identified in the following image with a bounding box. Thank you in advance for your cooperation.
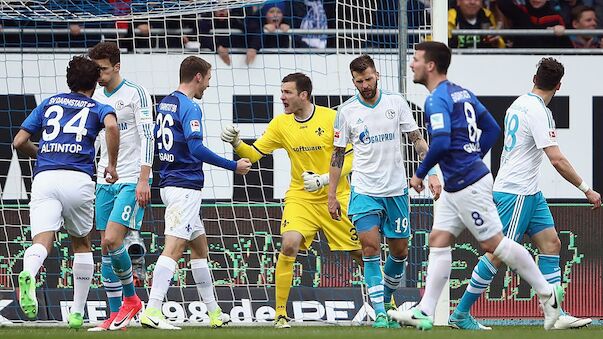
[280,198,360,251]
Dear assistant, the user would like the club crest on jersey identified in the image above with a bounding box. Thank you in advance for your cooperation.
[190,120,201,132]
[549,130,556,139]
[385,109,396,119]
[315,127,324,136]
[115,100,125,110]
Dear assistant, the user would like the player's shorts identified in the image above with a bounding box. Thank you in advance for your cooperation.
[160,186,205,241]
[347,187,411,239]
[280,196,360,251]
[433,173,502,242]
[493,191,555,241]
[95,183,145,231]
[29,170,94,238]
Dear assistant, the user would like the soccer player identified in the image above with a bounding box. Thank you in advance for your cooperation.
[221,72,363,329]
[139,56,251,330]
[86,42,154,331]
[449,57,601,330]
[328,55,442,328]
[388,41,563,331]
[14,56,119,329]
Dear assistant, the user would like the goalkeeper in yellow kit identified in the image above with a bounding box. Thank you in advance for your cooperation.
[221,72,362,328]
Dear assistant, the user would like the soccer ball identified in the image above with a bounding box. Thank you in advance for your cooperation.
[220,313,231,324]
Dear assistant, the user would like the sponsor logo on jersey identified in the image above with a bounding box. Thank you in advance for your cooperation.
[292,145,323,152]
[385,109,396,119]
[549,130,556,139]
[190,120,201,132]
[359,126,394,144]
[334,130,340,139]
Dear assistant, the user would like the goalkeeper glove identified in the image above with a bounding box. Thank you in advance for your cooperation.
[302,171,329,192]
[220,124,241,147]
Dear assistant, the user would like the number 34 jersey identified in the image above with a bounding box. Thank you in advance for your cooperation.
[493,93,558,195]
[424,80,490,192]
[20,92,115,178]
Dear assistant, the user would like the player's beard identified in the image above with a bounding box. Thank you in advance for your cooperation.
[359,80,378,101]
[412,71,427,86]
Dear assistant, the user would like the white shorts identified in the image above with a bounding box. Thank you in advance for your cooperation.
[160,187,205,241]
[433,173,502,242]
[29,170,95,238]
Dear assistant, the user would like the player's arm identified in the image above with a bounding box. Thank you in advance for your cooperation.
[14,100,47,158]
[303,146,352,192]
[544,146,601,208]
[133,88,154,207]
[103,112,120,183]
[328,146,346,219]
[406,128,441,199]
[221,121,282,163]
[13,130,38,158]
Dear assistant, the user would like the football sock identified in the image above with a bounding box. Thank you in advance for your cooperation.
[364,255,385,315]
[456,255,498,313]
[23,243,47,277]
[419,247,451,317]
[275,253,295,318]
[108,244,136,297]
[148,255,176,310]
[71,252,94,315]
[191,258,219,313]
[102,254,122,313]
[383,254,406,305]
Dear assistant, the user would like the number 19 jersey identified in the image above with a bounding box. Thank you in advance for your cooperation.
[20,92,115,178]
[493,93,558,195]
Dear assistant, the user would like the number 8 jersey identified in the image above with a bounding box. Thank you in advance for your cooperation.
[20,92,115,178]
[424,80,491,192]
[493,93,558,195]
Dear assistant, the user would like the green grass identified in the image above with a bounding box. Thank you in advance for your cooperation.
[1,326,601,339]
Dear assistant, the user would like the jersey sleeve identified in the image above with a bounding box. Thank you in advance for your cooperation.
[133,85,155,167]
[98,104,116,125]
[181,101,203,141]
[20,99,48,134]
[424,94,451,137]
[251,117,282,155]
[333,107,349,147]
[398,96,419,132]
[529,106,558,149]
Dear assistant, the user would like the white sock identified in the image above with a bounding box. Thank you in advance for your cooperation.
[71,252,94,315]
[419,247,451,317]
[493,237,552,300]
[23,243,48,277]
[148,255,176,310]
[191,258,219,312]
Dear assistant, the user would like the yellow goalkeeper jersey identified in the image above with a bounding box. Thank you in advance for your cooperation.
[234,104,352,204]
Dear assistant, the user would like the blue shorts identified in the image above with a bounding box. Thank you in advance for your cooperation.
[348,187,410,239]
[493,191,555,241]
[95,183,145,231]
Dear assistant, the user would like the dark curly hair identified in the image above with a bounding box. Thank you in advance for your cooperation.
[89,42,120,65]
[66,56,100,93]
[534,57,564,91]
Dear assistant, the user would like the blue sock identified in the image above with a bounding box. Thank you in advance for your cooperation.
[538,254,561,285]
[456,256,498,314]
[363,255,385,315]
[109,244,135,297]
[383,254,406,306]
[102,255,122,313]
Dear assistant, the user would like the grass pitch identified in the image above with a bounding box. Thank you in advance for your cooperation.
[1,326,602,339]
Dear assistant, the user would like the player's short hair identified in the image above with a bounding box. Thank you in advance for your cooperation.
[414,41,452,74]
[66,56,101,93]
[534,57,564,91]
[349,54,376,74]
[88,42,120,65]
[571,5,595,22]
[180,56,212,83]
[281,72,312,97]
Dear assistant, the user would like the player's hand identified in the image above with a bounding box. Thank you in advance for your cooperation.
[585,189,601,210]
[302,171,329,192]
[427,174,442,200]
[235,158,252,175]
[104,165,118,184]
[221,124,241,147]
[136,179,151,208]
[409,174,424,194]
[328,194,342,220]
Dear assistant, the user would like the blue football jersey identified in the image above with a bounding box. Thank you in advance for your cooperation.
[156,91,206,190]
[20,92,115,178]
[424,80,490,191]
